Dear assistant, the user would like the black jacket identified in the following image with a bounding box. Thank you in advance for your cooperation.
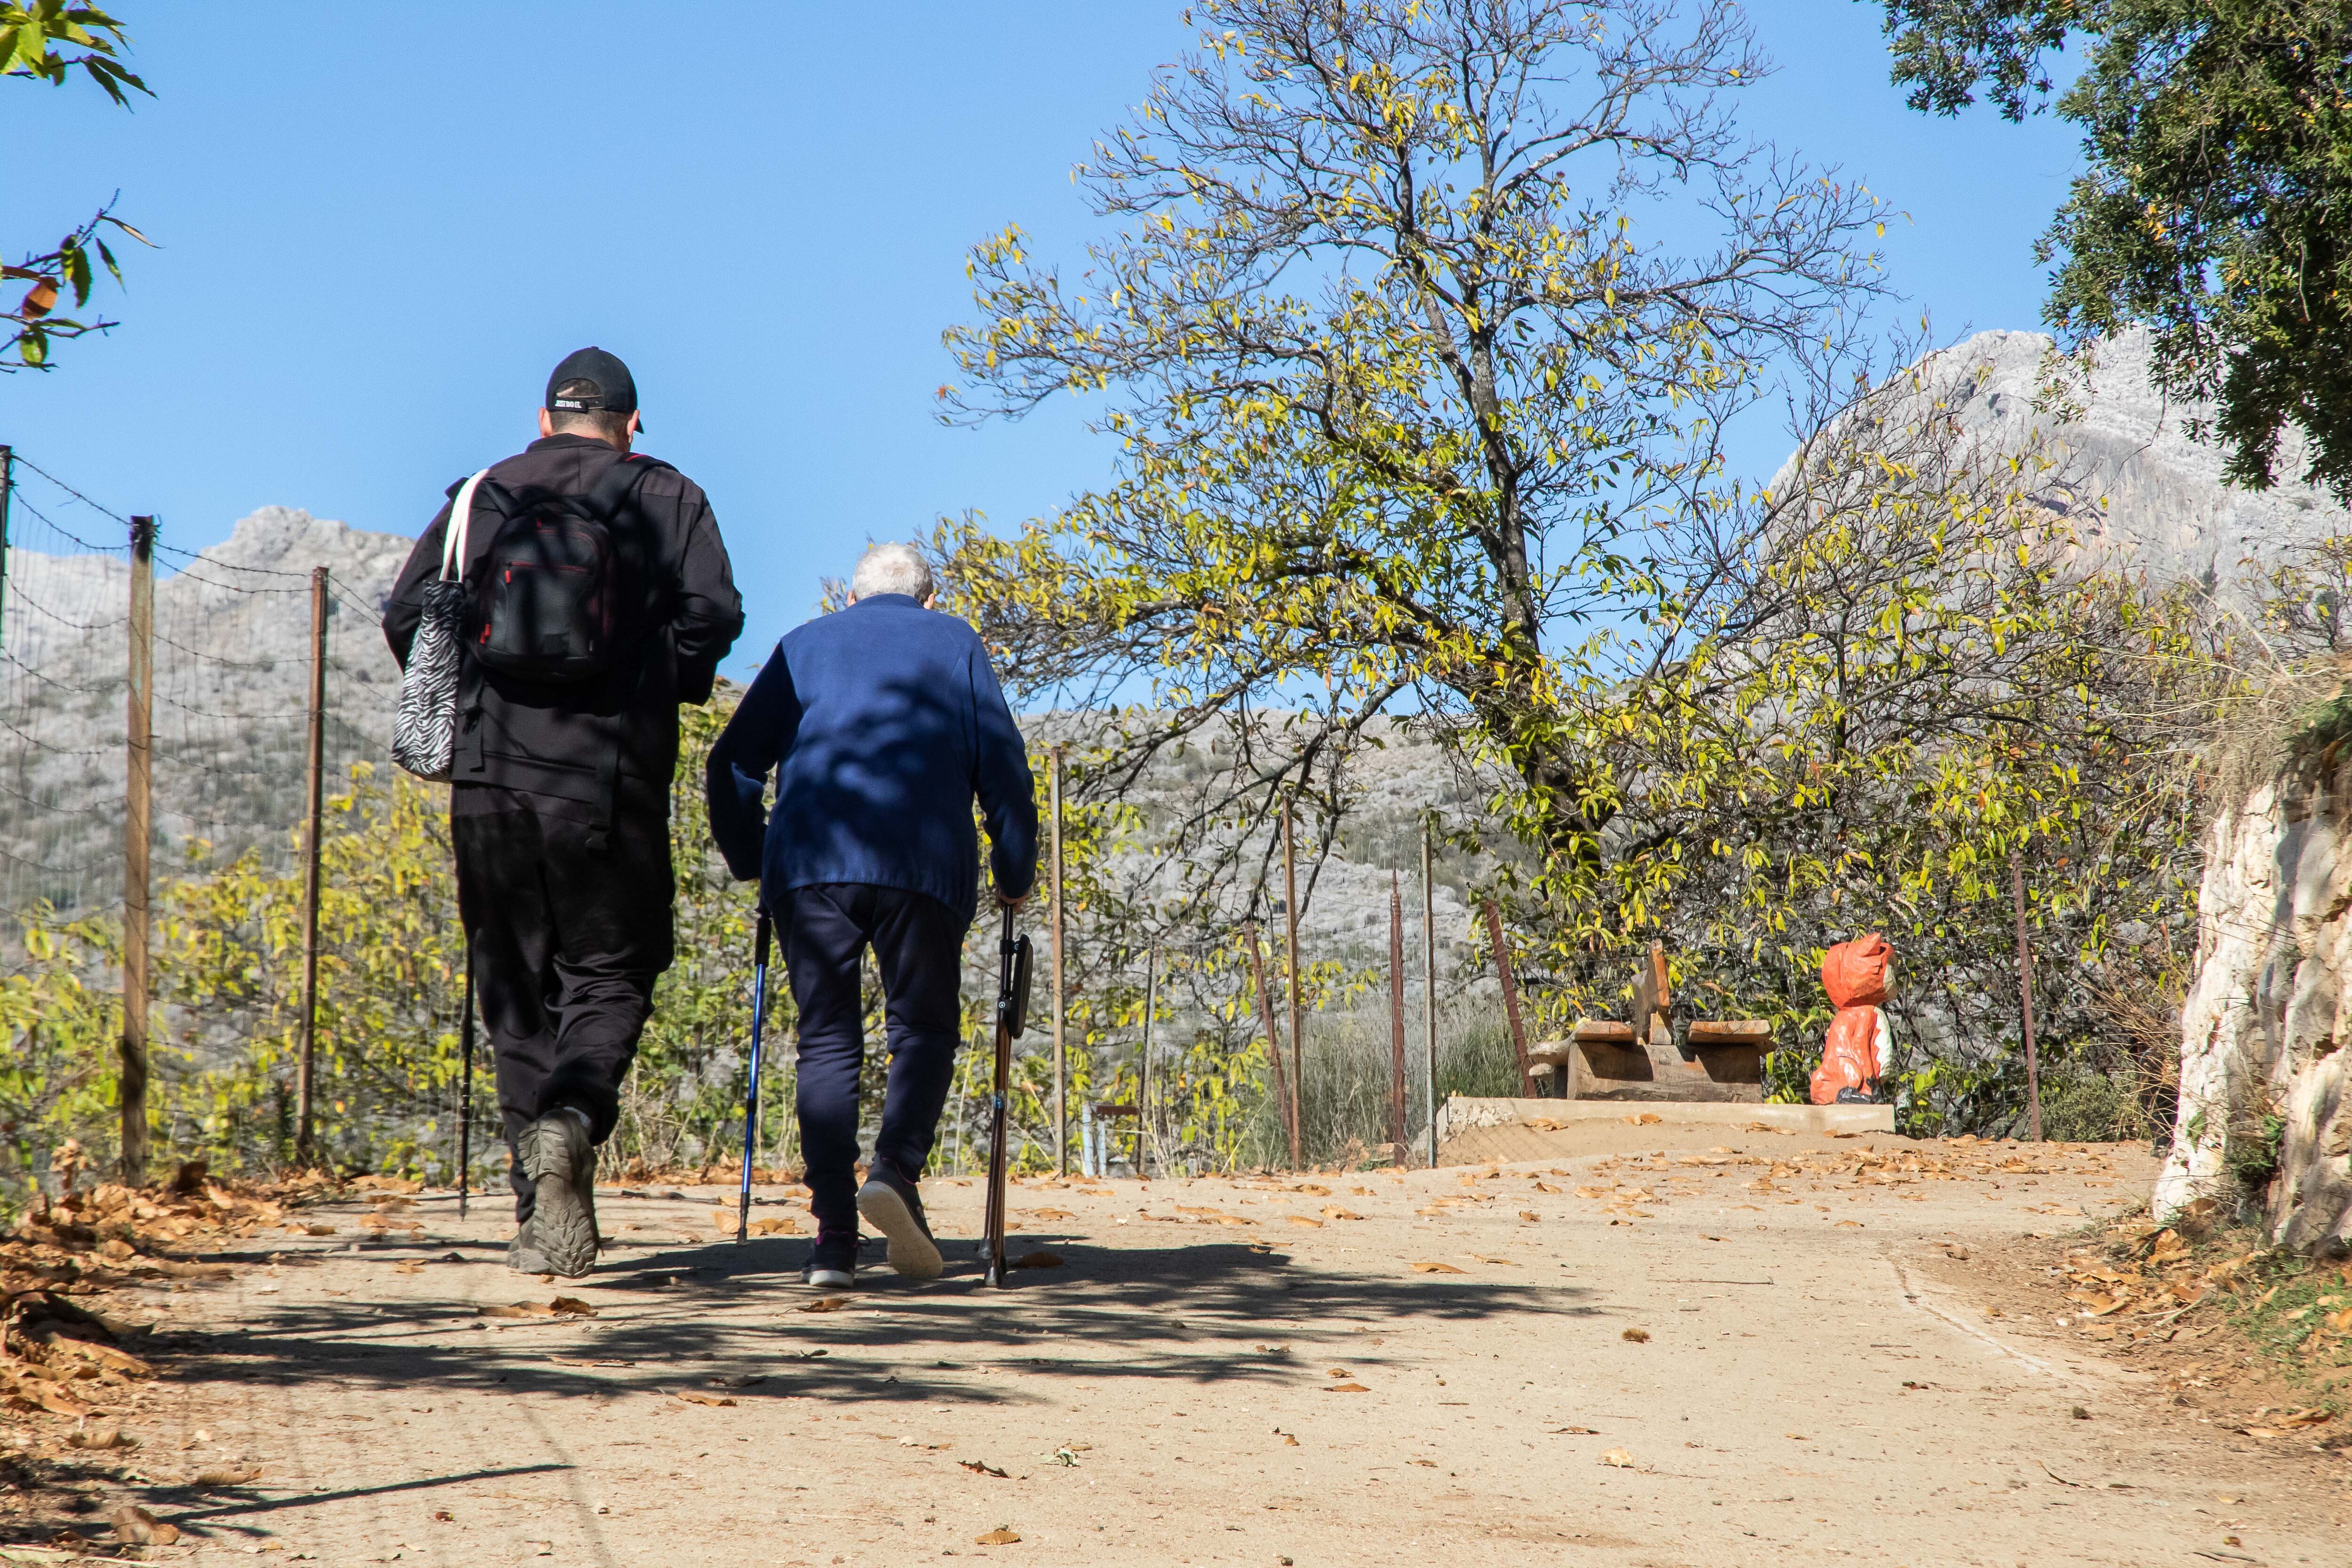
[383,434,745,810]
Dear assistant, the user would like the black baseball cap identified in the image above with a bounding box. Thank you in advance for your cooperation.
[544,346,643,430]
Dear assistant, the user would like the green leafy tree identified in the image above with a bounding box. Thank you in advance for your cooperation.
[941,0,1891,886]
[1869,0,2352,498]
[3,3,151,369]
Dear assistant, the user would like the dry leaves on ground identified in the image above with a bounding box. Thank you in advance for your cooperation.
[801,1296,850,1313]
[976,1528,1021,1544]
[675,1392,736,1408]
[961,1459,1009,1478]
[110,1506,179,1546]
[1410,1261,1465,1274]
[192,1466,262,1487]
[1622,1328,1651,1343]
[1324,1382,1369,1393]
[1600,1448,1635,1467]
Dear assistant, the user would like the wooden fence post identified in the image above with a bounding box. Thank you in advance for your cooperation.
[1050,745,1066,1175]
[1281,800,1304,1163]
[1389,872,1407,1162]
[1420,817,1438,1168]
[1484,899,1532,1095]
[295,566,328,1164]
[2011,852,2042,1141]
[120,516,155,1185]
[1247,921,1297,1170]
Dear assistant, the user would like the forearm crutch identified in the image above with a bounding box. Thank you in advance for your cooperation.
[983,903,1033,1288]
[736,907,774,1245]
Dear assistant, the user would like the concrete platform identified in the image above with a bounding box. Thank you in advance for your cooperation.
[1438,1094,1897,1143]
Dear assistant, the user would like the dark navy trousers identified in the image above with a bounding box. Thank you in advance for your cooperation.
[781,883,967,1234]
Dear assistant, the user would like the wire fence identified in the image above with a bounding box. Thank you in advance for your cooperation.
[0,449,398,919]
[0,444,439,1202]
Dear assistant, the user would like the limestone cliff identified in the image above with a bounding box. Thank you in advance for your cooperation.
[2160,764,2352,1251]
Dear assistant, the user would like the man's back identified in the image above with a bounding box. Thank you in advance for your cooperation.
[384,432,743,808]
[707,592,1035,924]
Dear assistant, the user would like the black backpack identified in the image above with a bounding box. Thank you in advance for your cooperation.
[459,455,665,684]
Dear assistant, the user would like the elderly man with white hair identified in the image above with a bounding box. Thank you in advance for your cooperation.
[705,542,1037,1288]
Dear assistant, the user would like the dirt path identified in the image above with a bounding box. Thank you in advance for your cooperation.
[37,1128,2352,1565]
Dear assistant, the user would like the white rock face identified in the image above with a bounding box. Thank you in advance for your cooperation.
[1930,328,2348,592]
[2159,771,2352,1251]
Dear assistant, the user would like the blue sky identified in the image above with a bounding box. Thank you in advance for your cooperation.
[1,2,2080,672]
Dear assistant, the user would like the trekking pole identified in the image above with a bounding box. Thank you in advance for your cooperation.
[457,948,474,1220]
[983,902,1033,1288]
[737,907,774,1244]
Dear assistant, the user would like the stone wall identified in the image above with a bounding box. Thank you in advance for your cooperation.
[2158,769,2352,1251]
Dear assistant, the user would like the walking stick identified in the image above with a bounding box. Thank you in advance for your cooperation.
[737,907,774,1244]
[983,903,1034,1288]
[458,948,474,1220]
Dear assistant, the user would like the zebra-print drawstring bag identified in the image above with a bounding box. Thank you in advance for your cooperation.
[391,469,488,781]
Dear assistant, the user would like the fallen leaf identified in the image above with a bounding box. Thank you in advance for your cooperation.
[674,1392,736,1408]
[1600,1448,1634,1467]
[1519,1210,1541,1222]
[194,1466,262,1487]
[1552,1426,1598,1434]
[1320,1206,1363,1220]
[302,1225,337,1236]
[801,1296,850,1313]
[1621,1328,1651,1344]
[750,1217,798,1236]
[548,1297,596,1318]
[479,1301,554,1319]
[975,1528,1021,1545]
[1473,1255,1516,1266]
[1286,1217,1323,1229]
[708,1209,735,1231]
[1409,1457,1435,1466]
[66,1427,133,1450]
[961,1459,1009,1478]
[1026,1208,1075,1221]
[1280,1433,1300,1446]
[110,1506,180,1546]
[1411,1261,1466,1274]
[1324,1382,1369,1393]
[1011,1250,1062,1270]
[2275,1408,2333,1429]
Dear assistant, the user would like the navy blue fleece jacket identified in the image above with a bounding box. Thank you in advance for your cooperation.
[704,594,1038,925]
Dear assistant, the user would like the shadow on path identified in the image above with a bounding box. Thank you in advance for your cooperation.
[156,1232,1597,1410]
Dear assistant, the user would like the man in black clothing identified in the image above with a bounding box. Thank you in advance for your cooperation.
[385,347,743,1276]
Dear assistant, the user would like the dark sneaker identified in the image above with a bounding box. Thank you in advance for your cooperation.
[515,1110,597,1278]
[803,1229,857,1289]
[856,1162,942,1281]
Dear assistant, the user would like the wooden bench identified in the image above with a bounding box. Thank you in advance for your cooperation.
[1526,1022,1771,1103]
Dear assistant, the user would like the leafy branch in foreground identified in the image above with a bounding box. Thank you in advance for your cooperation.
[3,3,151,369]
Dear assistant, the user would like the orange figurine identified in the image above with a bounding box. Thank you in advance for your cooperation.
[1811,933,1893,1106]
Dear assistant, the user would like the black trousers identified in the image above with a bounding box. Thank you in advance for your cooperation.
[782,883,968,1234]
[452,793,675,1221]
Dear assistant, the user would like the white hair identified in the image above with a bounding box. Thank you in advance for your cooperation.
[851,541,935,602]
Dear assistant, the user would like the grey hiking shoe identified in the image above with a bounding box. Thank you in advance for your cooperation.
[802,1229,857,1289]
[856,1162,941,1281]
[513,1109,598,1278]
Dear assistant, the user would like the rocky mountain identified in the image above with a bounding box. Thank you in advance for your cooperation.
[0,507,409,916]
[1920,327,2346,593]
